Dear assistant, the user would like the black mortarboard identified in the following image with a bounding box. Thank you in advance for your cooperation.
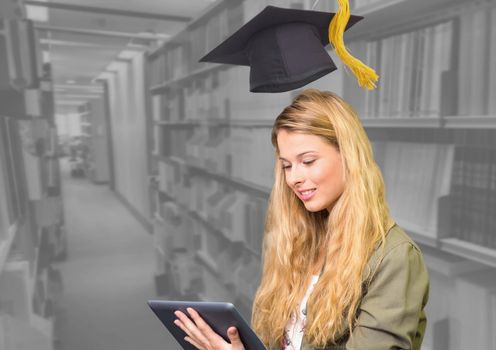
[199,5,373,93]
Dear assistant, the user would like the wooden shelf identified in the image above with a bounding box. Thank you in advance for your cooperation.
[190,165,270,198]
[361,115,496,129]
[397,219,496,270]
[159,155,270,198]
[155,118,274,129]
[421,245,487,277]
[155,115,496,131]
[362,117,442,128]
[155,120,202,127]
[348,0,474,40]
[440,238,496,269]
[0,222,18,274]
[442,116,496,129]
[354,0,409,15]
[158,190,261,259]
[149,64,227,94]
[192,211,260,258]
[380,220,496,273]
[396,220,440,248]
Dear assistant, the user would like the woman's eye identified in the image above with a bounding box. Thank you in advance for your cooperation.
[303,160,315,165]
[282,165,291,170]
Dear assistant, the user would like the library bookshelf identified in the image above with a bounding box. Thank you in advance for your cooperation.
[77,99,111,184]
[145,0,496,346]
[0,16,66,350]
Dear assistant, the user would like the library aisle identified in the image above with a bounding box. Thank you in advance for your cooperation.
[2,0,496,349]
[53,158,179,350]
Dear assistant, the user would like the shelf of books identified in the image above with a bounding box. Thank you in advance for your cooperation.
[353,0,496,269]
[146,0,496,332]
[1,15,66,350]
[344,0,496,123]
[146,1,315,317]
[344,1,496,348]
[77,98,110,184]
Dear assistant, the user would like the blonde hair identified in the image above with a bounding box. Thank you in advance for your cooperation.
[251,89,395,349]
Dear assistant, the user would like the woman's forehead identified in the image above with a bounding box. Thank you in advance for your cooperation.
[277,130,334,160]
[277,130,328,150]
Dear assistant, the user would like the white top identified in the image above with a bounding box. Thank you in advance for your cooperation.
[282,275,320,350]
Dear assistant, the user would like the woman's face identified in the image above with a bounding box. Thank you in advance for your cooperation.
[277,129,346,213]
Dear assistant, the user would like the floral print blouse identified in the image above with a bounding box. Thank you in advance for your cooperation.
[282,275,320,350]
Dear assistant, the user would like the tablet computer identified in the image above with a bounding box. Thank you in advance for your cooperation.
[147,300,267,350]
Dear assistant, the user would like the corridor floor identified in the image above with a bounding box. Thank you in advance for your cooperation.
[53,159,180,350]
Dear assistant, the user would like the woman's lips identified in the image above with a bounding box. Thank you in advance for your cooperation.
[299,189,316,201]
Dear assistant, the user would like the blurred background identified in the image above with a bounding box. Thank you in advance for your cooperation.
[1,0,496,349]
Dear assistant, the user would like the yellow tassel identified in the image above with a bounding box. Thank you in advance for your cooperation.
[329,0,379,90]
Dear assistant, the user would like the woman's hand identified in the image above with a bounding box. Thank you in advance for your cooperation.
[174,307,245,350]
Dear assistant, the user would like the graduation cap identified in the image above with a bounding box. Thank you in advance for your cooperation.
[199,1,379,93]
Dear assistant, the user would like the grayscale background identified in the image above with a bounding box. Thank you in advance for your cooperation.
[1,0,495,349]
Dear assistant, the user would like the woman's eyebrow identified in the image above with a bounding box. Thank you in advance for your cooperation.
[279,151,317,161]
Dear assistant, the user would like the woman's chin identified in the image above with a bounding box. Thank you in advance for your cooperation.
[303,201,324,212]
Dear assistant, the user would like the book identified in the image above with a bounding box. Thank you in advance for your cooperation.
[23,88,42,117]
[0,260,31,321]
[364,40,379,118]
[251,128,274,188]
[0,151,11,238]
[214,192,238,232]
[489,6,496,115]
[458,8,489,116]
[21,148,44,200]
[221,192,248,241]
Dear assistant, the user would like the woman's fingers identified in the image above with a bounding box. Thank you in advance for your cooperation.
[174,308,245,350]
[174,310,210,347]
[184,336,204,350]
[173,319,192,338]
[186,308,219,339]
[227,327,244,349]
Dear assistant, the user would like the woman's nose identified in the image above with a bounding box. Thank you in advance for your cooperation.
[287,166,304,187]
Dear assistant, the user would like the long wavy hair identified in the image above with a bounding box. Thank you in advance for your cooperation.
[251,89,395,349]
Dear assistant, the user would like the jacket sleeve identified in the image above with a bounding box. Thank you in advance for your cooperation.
[346,242,430,350]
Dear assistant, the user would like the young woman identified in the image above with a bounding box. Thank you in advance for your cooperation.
[174,89,430,350]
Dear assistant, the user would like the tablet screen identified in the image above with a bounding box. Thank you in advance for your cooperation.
[147,300,267,350]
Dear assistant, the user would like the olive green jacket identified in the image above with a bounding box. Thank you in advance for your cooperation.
[271,223,430,350]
